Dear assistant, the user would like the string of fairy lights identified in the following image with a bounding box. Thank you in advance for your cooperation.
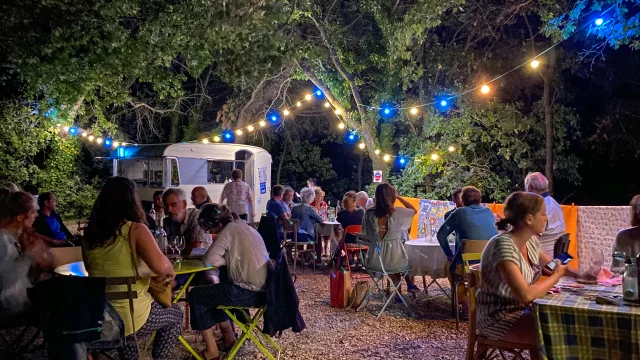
[55,15,606,163]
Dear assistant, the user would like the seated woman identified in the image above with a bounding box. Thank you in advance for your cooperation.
[291,187,324,243]
[477,192,566,358]
[361,183,417,294]
[83,177,182,360]
[189,204,270,360]
[611,195,640,274]
[336,191,365,265]
[0,191,37,316]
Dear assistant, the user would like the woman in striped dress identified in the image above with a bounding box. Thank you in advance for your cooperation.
[477,192,567,359]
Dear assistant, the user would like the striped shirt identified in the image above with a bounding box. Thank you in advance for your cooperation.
[477,233,542,339]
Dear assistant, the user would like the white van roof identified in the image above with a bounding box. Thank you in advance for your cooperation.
[110,143,270,160]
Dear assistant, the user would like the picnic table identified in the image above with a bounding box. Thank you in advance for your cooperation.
[534,283,640,360]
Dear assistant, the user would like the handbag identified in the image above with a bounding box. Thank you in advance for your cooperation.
[348,281,370,311]
[329,267,352,308]
[127,224,173,308]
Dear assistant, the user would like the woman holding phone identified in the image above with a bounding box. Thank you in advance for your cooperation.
[477,192,566,360]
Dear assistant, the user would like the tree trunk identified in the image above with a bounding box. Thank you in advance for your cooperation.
[543,68,554,195]
[276,137,288,184]
[358,151,363,191]
[169,114,180,143]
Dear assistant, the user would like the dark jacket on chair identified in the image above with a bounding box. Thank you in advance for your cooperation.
[263,250,305,336]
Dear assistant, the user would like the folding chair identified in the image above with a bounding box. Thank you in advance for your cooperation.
[355,233,410,319]
[454,239,488,330]
[337,225,368,280]
[466,265,535,360]
[216,306,281,360]
[283,219,316,276]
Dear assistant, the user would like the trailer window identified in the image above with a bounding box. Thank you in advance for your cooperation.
[207,160,235,184]
[117,159,149,185]
[170,158,180,187]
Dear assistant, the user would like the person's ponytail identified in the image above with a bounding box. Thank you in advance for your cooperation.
[496,217,511,231]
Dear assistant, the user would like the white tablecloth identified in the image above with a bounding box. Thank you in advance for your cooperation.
[406,238,455,279]
[316,221,341,253]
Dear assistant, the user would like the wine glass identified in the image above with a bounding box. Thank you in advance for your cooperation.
[175,236,185,262]
[167,236,177,260]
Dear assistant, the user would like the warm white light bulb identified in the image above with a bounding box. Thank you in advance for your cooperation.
[410,107,418,115]
[383,154,391,162]
[338,123,345,129]
[81,132,87,137]
[283,109,290,116]
[430,153,439,161]
[358,143,365,149]
[247,125,254,131]
[324,102,330,108]
[531,59,540,68]
[448,145,456,152]
[296,102,302,107]
[259,121,266,127]
[375,149,380,155]
[236,129,243,135]
[88,135,95,141]
[305,94,312,100]
[96,137,103,144]
[63,126,70,132]
[213,136,221,142]
[481,85,490,94]
[112,141,119,148]
[334,109,341,115]
[202,139,209,144]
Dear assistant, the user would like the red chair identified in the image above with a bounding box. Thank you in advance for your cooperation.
[338,225,369,279]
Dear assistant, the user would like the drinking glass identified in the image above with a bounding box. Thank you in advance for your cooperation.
[168,236,177,259]
[175,236,185,262]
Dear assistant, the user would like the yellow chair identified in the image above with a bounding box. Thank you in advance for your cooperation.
[466,266,535,360]
[454,239,489,330]
[217,306,281,360]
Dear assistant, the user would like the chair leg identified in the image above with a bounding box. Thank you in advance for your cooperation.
[453,282,460,330]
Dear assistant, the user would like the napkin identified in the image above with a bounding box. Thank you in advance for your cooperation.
[597,268,623,286]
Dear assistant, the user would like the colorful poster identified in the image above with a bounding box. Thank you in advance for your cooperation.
[258,167,268,183]
[417,199,456,238]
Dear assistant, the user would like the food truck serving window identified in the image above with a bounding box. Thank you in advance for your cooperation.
[117,158,168,187]
[207,160,236,184]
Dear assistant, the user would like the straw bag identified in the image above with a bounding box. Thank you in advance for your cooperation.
[127,225,173,308]
[348,281,370,311]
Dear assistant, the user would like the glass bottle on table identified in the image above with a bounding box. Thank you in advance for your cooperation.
[623,256,638,302]
[155,216,168,255]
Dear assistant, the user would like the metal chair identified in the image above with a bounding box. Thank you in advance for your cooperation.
[355,233,410,319]
[283,219,316,275]
[454,239,489,330]
[216,306,281,360]
[337,225,368,279]
[466,266,535,360]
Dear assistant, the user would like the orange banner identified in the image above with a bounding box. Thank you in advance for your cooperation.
[395,197,421,239]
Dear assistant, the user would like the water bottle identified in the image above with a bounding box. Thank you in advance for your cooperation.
[155,217,168,254]
[623,258,639,302]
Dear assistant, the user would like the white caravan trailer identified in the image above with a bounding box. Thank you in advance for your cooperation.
[110,143,272,220]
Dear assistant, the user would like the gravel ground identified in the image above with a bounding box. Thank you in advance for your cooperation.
[5,268,470,360]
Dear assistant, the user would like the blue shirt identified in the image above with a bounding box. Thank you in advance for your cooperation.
[291,203,323,237]
[437,204,498,264]
[266,198,286,219]
[44,213,67,240]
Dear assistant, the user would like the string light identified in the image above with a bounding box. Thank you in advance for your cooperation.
[88,135,95,141]
[358,143,365,149]
[259,120,266,127]
[383,154,391,162]
[283,109,290,116]
[315,90,322,96]
[531,59,540,68]
[595,18,604,26]
[431,153,439,161]
[334,109,341,115]
[96,137,103,144]
[448,145,456,152]
[104,139,112,147]
[56,124,61,128]
[383,108,390,115]
[481,85,490,94]
[296,102,302,107]
[305,94,312,100]
[213,136,221,142]
[236,129,243,136]
[440,100,448,107]
[247,125,255,131]
[63,126,70,132]
[202,139,209,144]
[112,141,119,148]
[338,123,345,129]
[410,107,418,115]
[68,127,77,135]
[399,157,406,165]
[81,132,87,137]
[324,102,330,108]
[375,149,380,155]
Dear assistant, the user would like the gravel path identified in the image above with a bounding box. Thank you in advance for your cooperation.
[7,269,470,360]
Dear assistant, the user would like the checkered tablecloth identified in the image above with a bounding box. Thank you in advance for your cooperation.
[534,285,640,360]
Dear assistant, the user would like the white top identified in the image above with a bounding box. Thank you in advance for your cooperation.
[203,222,269,292]
[539,195,567,255]
[0,229,32,315]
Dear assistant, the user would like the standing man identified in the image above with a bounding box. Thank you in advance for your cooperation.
[191,186,212,210]
[220,169,253,221]
[163,188,210,254]
[33,192,74,241]
[525,172,567,256]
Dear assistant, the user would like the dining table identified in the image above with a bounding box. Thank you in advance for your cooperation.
[54,259,213,360]
[316,220,341,255]
[405,237,455,298]
[534,282,640,360]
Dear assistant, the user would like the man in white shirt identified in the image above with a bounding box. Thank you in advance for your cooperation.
[355,191,374,210]
[525,172,567,257]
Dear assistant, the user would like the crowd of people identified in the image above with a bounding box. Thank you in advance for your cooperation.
[1,168,639,359]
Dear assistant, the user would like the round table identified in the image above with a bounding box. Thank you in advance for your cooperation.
[405,238,455,297]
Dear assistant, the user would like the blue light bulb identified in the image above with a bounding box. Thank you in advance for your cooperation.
[224,133,231,139]
[69,127,77,135]
[271,115,277,121]
[440,100,447,107]
[315,90,322,96]
[104,138,112,146]
[595,18,604,26]
[349,134,355,140]
[399,157,406,164]
[384,108,390,115]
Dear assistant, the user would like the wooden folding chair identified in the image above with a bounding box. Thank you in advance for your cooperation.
[283,219,315,275]
[454,239,488,330]
[466,266,535,360]
[216,306,281,360]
